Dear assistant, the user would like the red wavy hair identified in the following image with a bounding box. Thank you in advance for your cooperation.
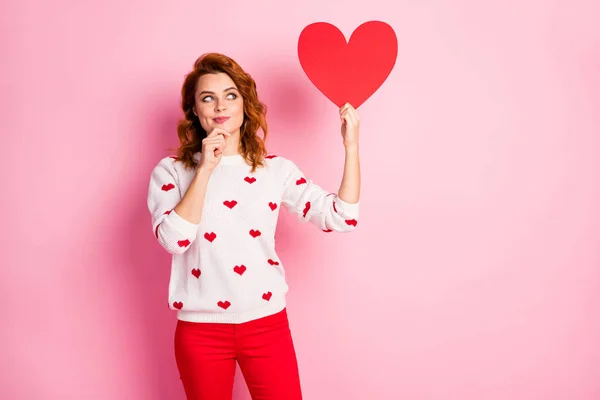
[173,53,268,172]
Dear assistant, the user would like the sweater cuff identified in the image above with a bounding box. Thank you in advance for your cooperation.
[164,209,200,237]
[335,197,360,217]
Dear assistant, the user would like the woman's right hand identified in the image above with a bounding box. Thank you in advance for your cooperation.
[199,128,231,172]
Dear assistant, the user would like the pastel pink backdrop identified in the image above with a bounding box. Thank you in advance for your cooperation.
[2,0,599,399]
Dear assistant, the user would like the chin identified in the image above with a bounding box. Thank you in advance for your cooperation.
[226,124,243,134]
[205,119,243,134]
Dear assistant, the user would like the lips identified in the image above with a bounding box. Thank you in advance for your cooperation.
[213,116,230,124]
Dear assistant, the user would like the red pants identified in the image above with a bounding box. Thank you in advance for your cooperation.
[174,308,303,400]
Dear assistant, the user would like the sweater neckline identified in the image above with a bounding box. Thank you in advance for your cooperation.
[193,152,247,167]
[219,154,246,165]
[219,153,247,166]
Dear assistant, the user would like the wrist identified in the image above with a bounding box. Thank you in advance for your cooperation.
[195,166,213,179]
[344,143,359,153]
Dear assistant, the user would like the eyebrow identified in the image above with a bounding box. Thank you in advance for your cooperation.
[198,87,239,96]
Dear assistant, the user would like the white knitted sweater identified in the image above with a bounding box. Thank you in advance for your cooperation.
[147,152,359,323]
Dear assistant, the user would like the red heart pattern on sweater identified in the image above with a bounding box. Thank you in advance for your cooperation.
[233,265,247,275]
[303,202,311,218]
[346,219,358,227]
[244,177,256,184]
[224,200,238,209]
[163,210,172,215]
[218,301,231,309]
[265,155,278,159]
[178,239,191,247]
[268,259,280,266]
[296,177,307,185]
[262,292,272,301]
[269,202,277,211]
[249,229,261,238]
[191,269,201,278]
[333,201,337,213]
[173,301,183,309]
[204,232,217,242]
[162,183,175,191]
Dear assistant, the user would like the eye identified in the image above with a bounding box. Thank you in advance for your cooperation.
[226,92,237,100]
[202,95,214,102]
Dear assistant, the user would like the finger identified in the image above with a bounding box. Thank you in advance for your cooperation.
[205,140,224,153]
[210,127,230,135]
[206,135,226,143]
[343,108,359,121]
[341,109,354,120]
[206,143,220,153]
[341,114,358,127]
[203,141,222,150]
[209,132,229,141]
[342,105,356,115]
[341,112,356,123]
[208,128,231,138]
[341,105,356,116]
[210,149,223,160]
[203,136,226,146]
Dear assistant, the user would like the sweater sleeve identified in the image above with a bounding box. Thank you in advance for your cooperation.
[147,158,200,255]
[281,160,359,233]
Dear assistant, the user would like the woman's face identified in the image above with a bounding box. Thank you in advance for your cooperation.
[194,72,244,136]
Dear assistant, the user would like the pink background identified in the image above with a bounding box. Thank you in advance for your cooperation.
[2,0,600,399]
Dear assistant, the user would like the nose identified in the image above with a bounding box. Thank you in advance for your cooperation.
[215,99,227,112]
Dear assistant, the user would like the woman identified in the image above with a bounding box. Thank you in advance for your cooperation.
[147,52,361,400]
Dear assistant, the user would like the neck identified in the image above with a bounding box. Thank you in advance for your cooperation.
[222,129,241,156]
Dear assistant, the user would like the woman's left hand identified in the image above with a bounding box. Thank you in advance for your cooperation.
[340,102,360,148]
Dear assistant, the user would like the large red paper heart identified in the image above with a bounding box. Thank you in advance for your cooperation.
[298,21,397,108]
